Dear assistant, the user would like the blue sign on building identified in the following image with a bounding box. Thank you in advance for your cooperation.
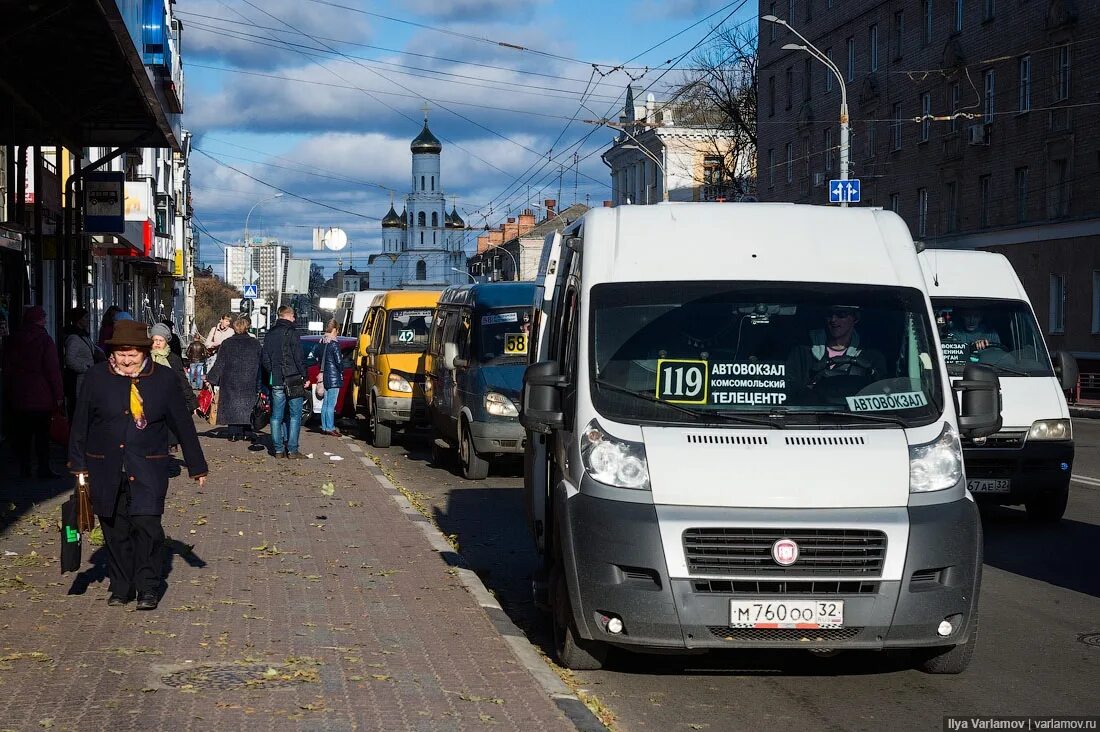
[84,172,126,234]
[828,179,861,204]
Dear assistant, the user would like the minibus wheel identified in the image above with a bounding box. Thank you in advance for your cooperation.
[550,547,607,670]
[460,421,489,480]
[369,398,392,448]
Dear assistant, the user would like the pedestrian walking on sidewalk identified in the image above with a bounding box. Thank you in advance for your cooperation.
[159,318,183,359]
[62,306,104,417]
[96,305,121,352]
[2,306,64,479]
[68,319,208,610]
[205,313,234,359]
[205,315,263,443]
[314,319,343,437]
[151,323,197,416]
[185,333,208,389]
[262,305,310,459]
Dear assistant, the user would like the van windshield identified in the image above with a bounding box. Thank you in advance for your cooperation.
[386,309,434,353]
[475,307,533,363]
[930,298,1054,377]
[590,281,943,427]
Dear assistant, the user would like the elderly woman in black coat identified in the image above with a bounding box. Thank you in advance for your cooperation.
[68,320,208,611]
[204,315,263,443]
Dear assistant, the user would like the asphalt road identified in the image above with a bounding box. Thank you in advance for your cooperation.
[360,418,1100,732]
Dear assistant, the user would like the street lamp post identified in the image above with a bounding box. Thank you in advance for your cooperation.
[451,267,476,283]
[489,244,519,281]
[243,192,284,294]
[762,15,850,206]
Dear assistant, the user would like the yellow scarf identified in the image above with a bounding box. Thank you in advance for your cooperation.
[109,355,148,430]
[152,345,172,367]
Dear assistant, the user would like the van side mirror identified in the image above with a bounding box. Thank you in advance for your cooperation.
[443,342,468,370]
[1052,350,1079,392]
[521,360,567,433]
[953,364,1002,439]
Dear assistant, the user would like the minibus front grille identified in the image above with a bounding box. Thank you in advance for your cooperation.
[707,626,863,642]
[963,431,1026,449]
[683,528,886,576]
[692,579,879,595]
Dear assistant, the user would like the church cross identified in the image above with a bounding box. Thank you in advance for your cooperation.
[421,102,431,122]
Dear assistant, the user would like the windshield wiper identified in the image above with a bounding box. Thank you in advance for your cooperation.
[711,411,786,428]
[983,363,1031,377]
[593,379,704,421]
[801,410,909,427]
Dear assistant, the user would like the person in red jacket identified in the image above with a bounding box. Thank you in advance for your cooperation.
[2,306,64,478]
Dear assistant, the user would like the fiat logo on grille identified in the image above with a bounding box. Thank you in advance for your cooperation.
[772,538,799,566]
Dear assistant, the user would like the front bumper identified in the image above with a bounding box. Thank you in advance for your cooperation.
[376,395,429,427]
[559,492,981,651]
[469,419,526,454]
[963,439,1073,505]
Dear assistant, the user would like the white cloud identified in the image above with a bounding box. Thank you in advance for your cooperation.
[402,0,549,21]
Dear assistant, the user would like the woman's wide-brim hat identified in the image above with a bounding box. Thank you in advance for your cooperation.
[104,320,152,348]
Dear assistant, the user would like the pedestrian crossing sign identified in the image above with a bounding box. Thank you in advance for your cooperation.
[242,284,259,299]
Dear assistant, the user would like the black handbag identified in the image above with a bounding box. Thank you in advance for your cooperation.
[280,328,307,399]
[250,391,271,432]
[60,496,82,574]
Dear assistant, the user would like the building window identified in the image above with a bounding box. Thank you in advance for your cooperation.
[431,175,435,191]
[431,211,438,227]
[788,0,795,24]
[893,12,904,60]
[419,231,424,245]
[416,260,427,280]
[923,0,933,45]
[786,66,793,110]
[867,118,877,158]
[703,156,726,201]
[1050,158,1069,217]
[1054,45,1070,101]
[824,49,833,92]
[917,188,928,236]
[1015,166,1029,222]
[1092,271,1100,334]
[1049,274,1065,334]
[920,92,931,142]
[824,128,834,172]
[953,0,963,32]
[979,174,991,227]
[421,175,425,191]
[804,58,812,100]
[1017,56,1031,113]
[768,148,776,187]
[769,76,776,116]
[983,70,995,125]
[945,182,957,232]
[892,102,903,150]
[869,24,878,72]
[846,37,855,82]
[785,142,793,183]
[417,211,426,226]
[889,192,900,213]
[982,0,995,22]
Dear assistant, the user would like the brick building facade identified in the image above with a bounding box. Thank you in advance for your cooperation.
[757,0,1100,364]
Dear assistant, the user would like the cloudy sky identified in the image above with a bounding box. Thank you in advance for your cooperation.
[182,0,756,277]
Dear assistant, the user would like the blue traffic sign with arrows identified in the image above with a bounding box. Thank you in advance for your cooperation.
[829,179,861,204]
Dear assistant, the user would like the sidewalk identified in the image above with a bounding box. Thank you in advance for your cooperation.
[0,420,576,731]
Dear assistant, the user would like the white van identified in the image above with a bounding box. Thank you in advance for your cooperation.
[334,290,387,338]
[919,249,1077,521]
[521,203,1001,674]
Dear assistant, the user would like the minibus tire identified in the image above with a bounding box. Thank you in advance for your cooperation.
[460,422,489,480]
[1025,488,1068,523]
[915,617,977,674]
[551,556,607,671]
[370,399,392,448]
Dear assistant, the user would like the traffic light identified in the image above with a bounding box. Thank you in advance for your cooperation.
[258,305,269,336]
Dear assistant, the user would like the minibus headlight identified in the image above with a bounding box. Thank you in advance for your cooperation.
[581,420,650,491]
[484,392,519,417]
[909,424,963,493]
[1028,419,1071,441]
[387,373,412,393]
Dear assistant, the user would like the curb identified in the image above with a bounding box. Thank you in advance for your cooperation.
[355,451,608,732]
[1069,406,1100,419]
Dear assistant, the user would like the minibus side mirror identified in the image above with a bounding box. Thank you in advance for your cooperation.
[953,364,1002,439]
[443,342,468,371]
[1052,350,1079,392]
[521,360,567,433]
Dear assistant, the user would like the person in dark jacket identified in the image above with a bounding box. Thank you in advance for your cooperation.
[96,305,121,352]
[261,306,309,459]
[2,306,64,478]
[313,319,344,436]
[63,306,104,417]
[68,320,208,610]
[205,316,263,442]
[185,334,208,389]
[151,323,198,415]
[160,319,183,359]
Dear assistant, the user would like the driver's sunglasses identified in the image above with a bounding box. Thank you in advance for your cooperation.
[828,309,856,319]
